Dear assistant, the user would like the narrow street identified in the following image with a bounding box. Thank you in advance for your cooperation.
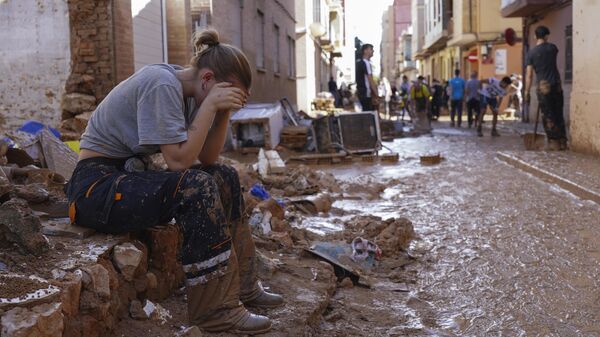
[306,120,600,336]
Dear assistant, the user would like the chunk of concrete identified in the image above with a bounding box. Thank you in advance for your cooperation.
[62,93,96,115]
[80,264,110,299]
[113,243,143,281]
[1,302,64,337]
[14,183,50,204]
[129,300,148,320]
[0,198,49,256]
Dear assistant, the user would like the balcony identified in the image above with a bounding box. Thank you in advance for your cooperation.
[501,0,557,17]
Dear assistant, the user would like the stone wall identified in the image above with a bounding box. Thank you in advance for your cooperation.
[0,0,135,135]
[59,0,135,139]
[0,0,72,131]
[0,225,184,337]
[65,0,114,104]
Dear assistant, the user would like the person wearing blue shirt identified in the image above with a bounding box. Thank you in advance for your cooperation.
[449,69,466,127]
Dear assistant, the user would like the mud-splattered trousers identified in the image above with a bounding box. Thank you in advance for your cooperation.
[65,157,259,295]
[537,82,567,141]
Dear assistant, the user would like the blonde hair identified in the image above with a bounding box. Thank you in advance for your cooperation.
[191,29,252,91]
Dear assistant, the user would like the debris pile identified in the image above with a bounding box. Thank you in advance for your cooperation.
[0,224,184,337]
[340,215,414,257]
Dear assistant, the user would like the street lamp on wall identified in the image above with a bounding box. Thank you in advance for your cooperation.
[309,23,327,39]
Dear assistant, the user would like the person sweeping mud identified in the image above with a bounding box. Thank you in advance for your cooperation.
[525,25,568,150]
[65,29,283,335]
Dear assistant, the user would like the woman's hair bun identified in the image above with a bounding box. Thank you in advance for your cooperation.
[192,29,220,53]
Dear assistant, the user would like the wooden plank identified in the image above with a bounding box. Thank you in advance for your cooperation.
[288,152,347,161]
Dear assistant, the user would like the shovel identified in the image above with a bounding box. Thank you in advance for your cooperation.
[523,104,545,150]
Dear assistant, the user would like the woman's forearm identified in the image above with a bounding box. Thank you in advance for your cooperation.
[198,110,231,165]
[160,103,217,171]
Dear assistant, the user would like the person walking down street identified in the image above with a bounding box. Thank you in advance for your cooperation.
[442,80,451,116]
[430,79,444,121]
[400,75,411,117]
[525,25,568,150]
[477,76,512,137]
[355,44,380,111]
[410,75,432,133]
[65,29,283,335]
[510,74,523,119]
[465,71,480,128]
[449,69,466,127]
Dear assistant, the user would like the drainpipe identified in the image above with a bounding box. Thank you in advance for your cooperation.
[468,0,473,33]
[161,0,168,63]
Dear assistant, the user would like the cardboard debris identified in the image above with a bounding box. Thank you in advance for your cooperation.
[38,129,78,180]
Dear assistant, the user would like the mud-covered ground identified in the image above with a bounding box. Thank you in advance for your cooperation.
[113,120,600,336]
[305,120,600,336]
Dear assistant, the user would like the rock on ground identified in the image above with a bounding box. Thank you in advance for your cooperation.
[14,183,50,204]
[62,93,96,115]
[112,243,143,282]
[0,198,49,255]
[1,302,64,337]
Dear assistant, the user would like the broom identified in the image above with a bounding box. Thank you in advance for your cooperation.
[523,104,545,150]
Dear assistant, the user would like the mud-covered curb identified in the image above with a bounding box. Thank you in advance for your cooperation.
[497,151,600,205]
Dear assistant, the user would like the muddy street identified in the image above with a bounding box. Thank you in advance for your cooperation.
[303,121,600,336]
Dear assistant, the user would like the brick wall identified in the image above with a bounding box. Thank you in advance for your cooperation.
[113,0,135,83]
[167,0,193,66]
[65,0,115,104]
[210,0,297,106]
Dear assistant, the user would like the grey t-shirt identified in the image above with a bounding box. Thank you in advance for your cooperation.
[80,64,197,158]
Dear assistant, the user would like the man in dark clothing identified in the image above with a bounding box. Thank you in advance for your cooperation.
[430,79,444,120]
[328,76,341,108]
[355,44,379,111]
[525,25,568,150]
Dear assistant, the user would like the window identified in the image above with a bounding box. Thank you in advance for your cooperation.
[192,9,210,32]
[274,24,280,74]
[313,0,321,23]
[256,10,265,69]
[287,35,295,78]
[565,25,572,82]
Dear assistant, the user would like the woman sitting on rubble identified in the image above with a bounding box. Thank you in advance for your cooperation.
[65,29,282,335]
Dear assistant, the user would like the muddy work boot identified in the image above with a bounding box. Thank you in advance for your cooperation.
[242,282,284,308]
[187,251,272,335]
[491,129,500,137]
[559,138,568,151]
[477,125,483,137]
[231,218,284,309]
[545,139,562,151]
